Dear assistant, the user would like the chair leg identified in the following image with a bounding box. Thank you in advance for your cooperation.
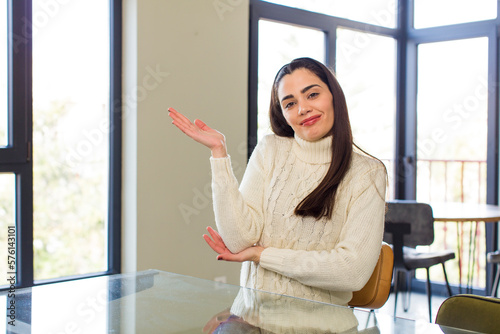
[393,270,401,318]
[492,264,500,297]
[426,268,432,323]
[402,270,412,312]
[441,262,453,296]
[364,309,377,328]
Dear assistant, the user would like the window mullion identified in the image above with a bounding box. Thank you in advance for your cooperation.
[395,0,417,199]
[108,0,122,274]
[9,0,34,288]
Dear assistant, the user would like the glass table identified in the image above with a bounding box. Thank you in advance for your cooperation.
[1,270,476,333]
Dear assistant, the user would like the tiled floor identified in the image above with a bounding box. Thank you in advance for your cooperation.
[376,291,448,323]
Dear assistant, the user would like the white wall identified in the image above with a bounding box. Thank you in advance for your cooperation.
[122,0,249,284]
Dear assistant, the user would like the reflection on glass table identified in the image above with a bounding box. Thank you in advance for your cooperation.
[0,270,478,333]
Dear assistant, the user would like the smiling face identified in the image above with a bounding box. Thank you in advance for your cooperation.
[277,68,335,142]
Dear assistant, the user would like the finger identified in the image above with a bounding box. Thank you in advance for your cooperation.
[202,233,216,249]
[217,253,241,262]
[194,119,212,132]
[169,111,195,130]
[171,119,196,136]
[168,109,209,136]
[168,108,199,130]
[207,226,225,244]
[170,121,199,142]
[203,234,219,252]
[206,226,218,238]
[169,113,205,140]
[203,234,226,254]
[168,107,189,121]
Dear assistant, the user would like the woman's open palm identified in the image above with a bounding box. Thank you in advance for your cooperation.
[168,107,227,157]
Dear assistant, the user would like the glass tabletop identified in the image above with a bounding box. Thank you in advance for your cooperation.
[0,270,475,333]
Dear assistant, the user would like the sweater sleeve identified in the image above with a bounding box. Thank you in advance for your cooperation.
[210,136,271,253]
[259,163,387,292]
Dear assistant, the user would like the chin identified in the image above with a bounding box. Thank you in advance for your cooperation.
[302,135,322,142]
[302,131,330,142]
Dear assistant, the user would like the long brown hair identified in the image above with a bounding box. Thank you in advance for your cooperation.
[269,57,353,219]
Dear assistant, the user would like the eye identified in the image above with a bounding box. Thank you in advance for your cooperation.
[308,92,319,99]
[283,101,295,110]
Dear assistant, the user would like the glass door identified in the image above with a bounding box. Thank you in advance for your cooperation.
[416,37,489,289]
[31,0,110,281]
[336,27,397,199]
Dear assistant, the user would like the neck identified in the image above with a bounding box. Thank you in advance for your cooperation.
[292,134,332,164]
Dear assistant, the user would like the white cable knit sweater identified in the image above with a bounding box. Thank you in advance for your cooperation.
[210,134,387,306]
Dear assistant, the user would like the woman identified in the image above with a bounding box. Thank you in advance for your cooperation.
[169,57,387,306]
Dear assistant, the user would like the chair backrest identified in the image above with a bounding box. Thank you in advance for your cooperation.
[384,200,434,247]
[435,294,500,333]
[348,242,394,309]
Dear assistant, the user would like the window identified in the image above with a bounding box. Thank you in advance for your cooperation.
[416,37,490,288]
[249,0,398,195]
[0,0,121,289]
[0,2,6,148]
[416,38,488,204]
[257,20,325,140]
[0,173,15,286]
[335,28,396,198]
[264,0,397,28]
[32,0,110,281]
[414,0,497,29]
[249,0,500,294]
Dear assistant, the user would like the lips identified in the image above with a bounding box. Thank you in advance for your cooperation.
[300,115,321,126]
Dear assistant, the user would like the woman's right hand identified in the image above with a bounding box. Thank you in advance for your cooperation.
[168,107,227,158]
[203,226,264,263]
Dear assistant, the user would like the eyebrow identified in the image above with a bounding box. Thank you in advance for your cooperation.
[280,84,321,103]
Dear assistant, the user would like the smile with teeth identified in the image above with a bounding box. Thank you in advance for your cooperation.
[300,115,321,126]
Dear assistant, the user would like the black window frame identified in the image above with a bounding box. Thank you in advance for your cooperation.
[0,0,122,290]
[248,0,500,295]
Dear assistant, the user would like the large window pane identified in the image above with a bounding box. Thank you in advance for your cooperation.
[0,173,15,287]
[257,20,325,140]
[416,38,489,288]
[32,0,109,280]
[414,0,497,29]
[264,0,397,28]
[336,28,396,199]
[0,2,7,148]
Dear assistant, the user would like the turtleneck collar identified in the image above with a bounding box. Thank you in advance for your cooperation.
[292,134,332,164]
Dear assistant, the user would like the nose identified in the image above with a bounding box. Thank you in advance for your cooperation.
[298,102,311,116]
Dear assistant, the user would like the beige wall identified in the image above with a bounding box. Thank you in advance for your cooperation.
[122,0,249,285]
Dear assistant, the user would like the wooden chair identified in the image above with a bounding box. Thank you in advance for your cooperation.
[384,200,455,322]
[348,242,394,309]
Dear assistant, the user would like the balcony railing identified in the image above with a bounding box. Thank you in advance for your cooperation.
[417,159,487,290]
[383,158,489,290]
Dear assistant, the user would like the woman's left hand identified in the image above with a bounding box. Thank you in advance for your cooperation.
[203,226,264,263]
